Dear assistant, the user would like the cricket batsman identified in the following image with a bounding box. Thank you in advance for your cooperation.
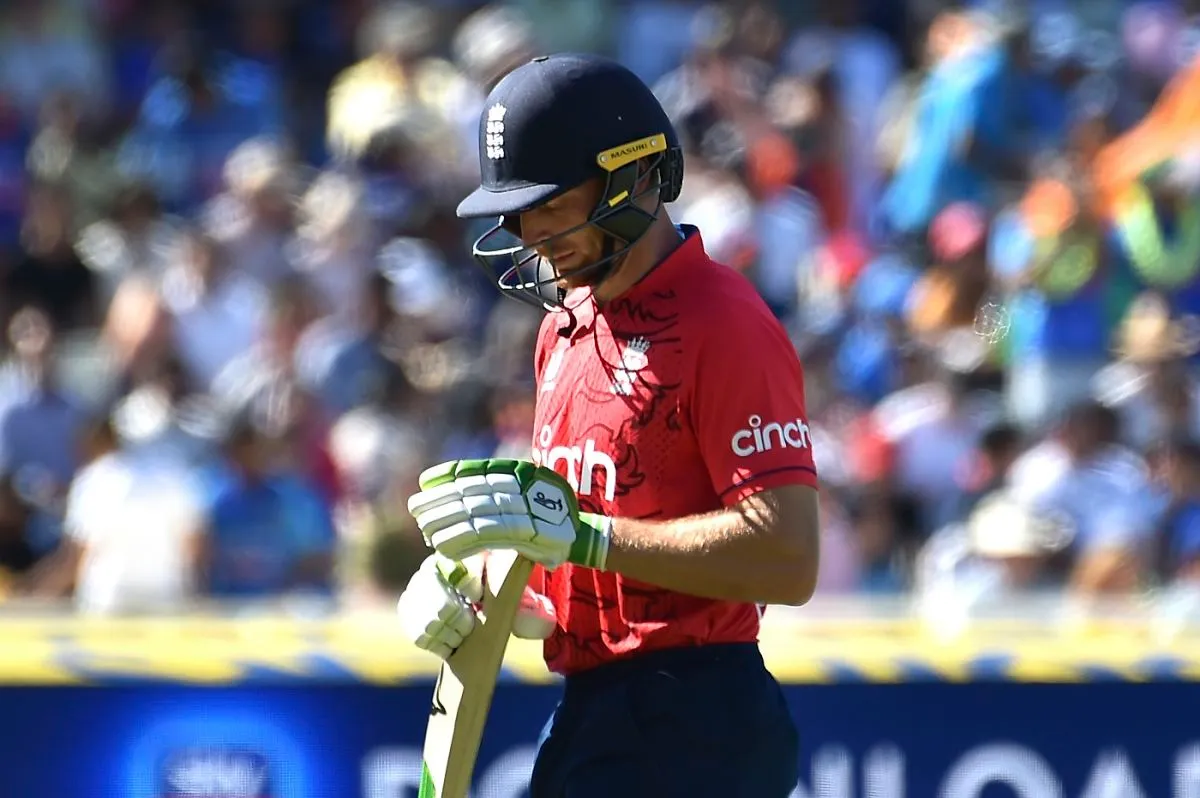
[397,53,820,796]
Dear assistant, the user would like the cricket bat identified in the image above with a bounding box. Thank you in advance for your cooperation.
[418,550,535,798]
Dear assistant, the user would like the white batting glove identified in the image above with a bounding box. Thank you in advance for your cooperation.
[396,553,557,661]
[406,458,611,571]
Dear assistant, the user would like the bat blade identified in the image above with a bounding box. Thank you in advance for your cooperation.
[418,552,534,798]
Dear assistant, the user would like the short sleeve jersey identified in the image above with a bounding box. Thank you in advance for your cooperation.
[530,226,818,675]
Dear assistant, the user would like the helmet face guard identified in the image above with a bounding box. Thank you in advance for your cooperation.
[471,135,684,311]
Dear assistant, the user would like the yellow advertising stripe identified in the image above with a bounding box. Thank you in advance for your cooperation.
[15,614,1200,685]
[58,648,248,683]
[0,638,84,684]
[58,633,333,683]
[783,660,842,684]
[769,655,904,683]
[327,654,429,684]
[1001,659,1096,683]
[329,638,555,685]
[333,646,444,682]
[834,659,907,683]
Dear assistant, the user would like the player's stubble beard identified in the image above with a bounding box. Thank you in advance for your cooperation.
[544,237,622,298]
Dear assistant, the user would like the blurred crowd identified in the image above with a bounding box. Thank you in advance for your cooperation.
[4,0,1200,614]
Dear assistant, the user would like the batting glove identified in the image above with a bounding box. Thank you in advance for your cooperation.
[397,552,557,660]
[406,459,612,571]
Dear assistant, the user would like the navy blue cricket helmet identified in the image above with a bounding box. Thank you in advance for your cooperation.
[456,53,685,310]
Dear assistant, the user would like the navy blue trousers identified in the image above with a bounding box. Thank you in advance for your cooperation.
[528,643,799,797]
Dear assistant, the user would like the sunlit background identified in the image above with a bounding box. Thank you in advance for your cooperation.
[2,0,1200,795]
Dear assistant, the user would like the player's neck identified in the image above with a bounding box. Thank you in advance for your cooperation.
[592,213,682,305]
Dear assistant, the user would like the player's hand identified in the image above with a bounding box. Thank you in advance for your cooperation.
[406,459,612,571]
[397,552,557,660]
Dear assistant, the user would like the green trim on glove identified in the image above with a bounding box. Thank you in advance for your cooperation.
[418,458,540,490]
[571,512,612,571]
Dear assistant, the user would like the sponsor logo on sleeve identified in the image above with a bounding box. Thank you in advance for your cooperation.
[730,414,811,457]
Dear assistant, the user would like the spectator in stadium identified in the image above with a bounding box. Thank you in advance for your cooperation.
[0,307,86,508]
[965,491,1074,592]
[1145,437,1200,586]
[24,91,126,230]
[846,492,909,594]
[953,422,1026,518]
[786,2,901,235]
[870,364,999,538]
[776,53,848,234]
[0,470,41,593]
[224,3,292,132]
[905,202,992,346]
[100,269,173,393]
[324,1,458,166]
[915,489,1075,608]
[119,35,283,210]
[202,137,300,288]
[194,411,336,600]
[109,353,217,469]
[1009,401,1151,594]
[211,275,342,504]
[209,271,313,422]
[160,226,267,394]
[0,0,110,125]
[1093,291,1200,450]
[288,170,377,325]
[33,414,204,614]
[327,363,426,509]
[73,183,179,305]
[877,11,1006,239]
[326,361,429,593]
[2,183,98,333]
[993,172,1117,433]
[297,269,403,419]
[653,3,769,135]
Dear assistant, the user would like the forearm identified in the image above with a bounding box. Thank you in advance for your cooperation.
[602,497,817,606]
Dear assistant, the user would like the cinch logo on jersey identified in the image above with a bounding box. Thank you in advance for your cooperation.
[532,426,616,502]
[730,414,811,457]
[159,748,272,798]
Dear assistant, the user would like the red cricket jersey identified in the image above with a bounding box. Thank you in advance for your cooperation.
[530,227,818,676]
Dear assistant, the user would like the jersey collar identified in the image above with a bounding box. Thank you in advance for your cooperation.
[618,224,703,301]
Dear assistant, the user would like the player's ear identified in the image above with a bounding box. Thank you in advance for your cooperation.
[634,158,656,185]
